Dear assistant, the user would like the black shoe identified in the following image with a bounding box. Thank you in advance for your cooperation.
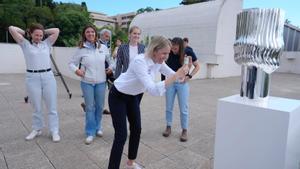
[81,102,86,112]
[103,109,111,115]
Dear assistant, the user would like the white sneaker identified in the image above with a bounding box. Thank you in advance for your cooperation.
[85,136,94,145]
[25,130,42,140]
[52,133,61,142]
[96,130,103,137]
[125,162,142,169]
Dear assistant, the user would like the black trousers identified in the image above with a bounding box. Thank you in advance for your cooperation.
[108,85,142,169]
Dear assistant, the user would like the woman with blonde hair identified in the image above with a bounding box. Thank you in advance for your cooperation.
[108,36,189,169]
[114,26,145,79]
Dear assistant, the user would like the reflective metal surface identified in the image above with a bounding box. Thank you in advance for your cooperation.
[234,8,285,99]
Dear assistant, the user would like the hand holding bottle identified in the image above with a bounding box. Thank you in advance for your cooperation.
[178,56,190,82]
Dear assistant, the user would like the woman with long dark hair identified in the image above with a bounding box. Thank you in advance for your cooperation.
[69,25,112,144]
[162,37,200,142]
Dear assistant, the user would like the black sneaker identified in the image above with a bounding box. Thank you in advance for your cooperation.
[81,102,85,112]
[103,109,111,115]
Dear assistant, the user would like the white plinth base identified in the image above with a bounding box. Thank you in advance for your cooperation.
[214,95,300,169]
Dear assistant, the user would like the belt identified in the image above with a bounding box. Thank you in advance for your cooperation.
[26,68,51,73]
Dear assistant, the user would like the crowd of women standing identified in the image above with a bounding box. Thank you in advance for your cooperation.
[9,23,199,169]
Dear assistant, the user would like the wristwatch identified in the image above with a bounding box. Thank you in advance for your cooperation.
[186,74,192,79]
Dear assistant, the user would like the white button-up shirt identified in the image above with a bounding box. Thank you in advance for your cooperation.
[114,54,175,96]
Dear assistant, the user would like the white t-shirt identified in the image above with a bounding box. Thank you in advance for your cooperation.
[129,45,138,63]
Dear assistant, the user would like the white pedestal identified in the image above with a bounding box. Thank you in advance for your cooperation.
[214,95,300,169]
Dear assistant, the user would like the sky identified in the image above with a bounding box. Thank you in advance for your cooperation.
[54,0,300,27]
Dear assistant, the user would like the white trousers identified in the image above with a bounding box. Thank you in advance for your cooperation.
[26,71,59,134]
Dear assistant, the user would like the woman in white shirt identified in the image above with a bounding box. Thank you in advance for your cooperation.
[8,23,60,142]
[69,25,112,145]
[108,36,188,169]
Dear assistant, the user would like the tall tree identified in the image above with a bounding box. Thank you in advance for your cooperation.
[0,0,94,46]
[53,3,93,46]
[0,0,35,42]
[137,6,154,14]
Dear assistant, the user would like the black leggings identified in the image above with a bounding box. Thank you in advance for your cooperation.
[108,85,142,169]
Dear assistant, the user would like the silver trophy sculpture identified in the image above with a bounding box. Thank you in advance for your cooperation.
[234,8,285,99]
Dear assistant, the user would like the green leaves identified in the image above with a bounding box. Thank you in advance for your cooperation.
[53,4,92,46]
[0,0,92,46]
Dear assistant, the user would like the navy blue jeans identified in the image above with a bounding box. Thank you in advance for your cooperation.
[108,85,142,169]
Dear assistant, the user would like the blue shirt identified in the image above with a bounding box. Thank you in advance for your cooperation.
[161,48,197,80]
[185,46,197,61]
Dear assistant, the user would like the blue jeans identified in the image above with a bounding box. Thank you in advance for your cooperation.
[26,71,59,134]
[165,82,189,129]
[81,81,106,136]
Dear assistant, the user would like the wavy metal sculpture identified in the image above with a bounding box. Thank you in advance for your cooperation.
[234,8,285,99]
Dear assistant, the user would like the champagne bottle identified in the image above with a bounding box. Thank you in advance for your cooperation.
[178,55,189,82]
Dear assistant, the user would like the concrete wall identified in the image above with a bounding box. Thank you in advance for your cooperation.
[277,52,300,74]
[0,43,26,73]
[51,47,80,80]
[0,43,79,80]
[213,0,242,78]
[131,0,243,79]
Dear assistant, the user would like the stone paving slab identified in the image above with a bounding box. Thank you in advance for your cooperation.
[0,73,300,169]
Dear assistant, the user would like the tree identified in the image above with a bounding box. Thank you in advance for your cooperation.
[53,3,93,46]
[136,6,154,14]
[180,0,211,5]
[0,0,94,46]
[112,27,128,45]
[0,0,36,42]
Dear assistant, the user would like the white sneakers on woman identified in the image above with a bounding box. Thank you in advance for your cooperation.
[52,133,61,142]
[25,130,42,140]
[96,130,103,137]
[85,130,103,145]
[125,162,142,169]
[25,130,60,142]
[85,136,94,145]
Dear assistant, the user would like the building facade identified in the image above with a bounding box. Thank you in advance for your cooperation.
[90,11,116,28]
[284,23,300,52]
[90,11,137,29]
[110,12,136,29]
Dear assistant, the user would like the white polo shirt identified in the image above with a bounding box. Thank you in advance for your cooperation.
[19,38,52,70]
[114,54,175,96]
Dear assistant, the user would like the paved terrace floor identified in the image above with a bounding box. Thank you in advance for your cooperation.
[0,73,300,169]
